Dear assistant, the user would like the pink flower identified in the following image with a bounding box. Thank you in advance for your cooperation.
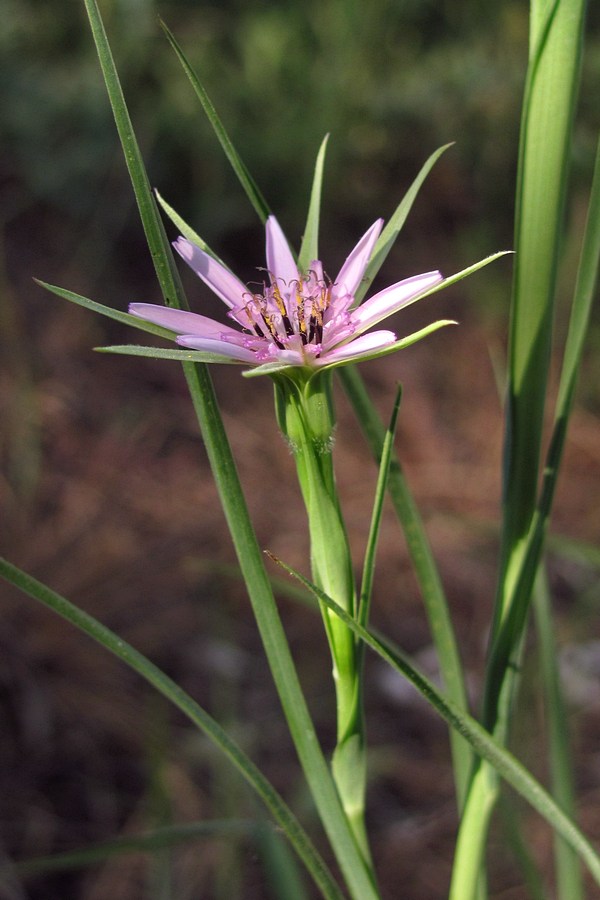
[129,215,444,370]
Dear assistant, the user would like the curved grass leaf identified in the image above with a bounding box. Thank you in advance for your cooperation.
[266,554,600,890]
[357,384,402,632]
[337,364,472,808]
[453,4,590,893]
[35,280,176,339]
[14,820,260,877]
[159,18,270,225]
[355,143,454,304]
[154,191,230,268]
[485,136,600,713]
[0,557,344,900]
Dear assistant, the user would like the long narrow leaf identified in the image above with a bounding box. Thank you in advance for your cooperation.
[0,557,344,900]
[14,821,260,877]
[497,0,585,610]
[82,2,188,311]
[355,143,454,304]
[554,137,600,421]
[357,384,402,630]
[298,135,329,273]
[97,345,247,365]
[266,554,600,890]
[159,19,270,225]
[452,5,589,893]
[155,191,230,267]
[534,570,583,900]
[338,365,471,807]
[35,280,176,339]
[485,135,600,715]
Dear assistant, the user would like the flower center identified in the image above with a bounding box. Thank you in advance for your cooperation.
[240,272,333,350]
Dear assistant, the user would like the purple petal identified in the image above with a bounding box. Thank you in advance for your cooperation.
[321,330,397,364]
[265,216,298,286]
[176,335,257,363]
[174,238,247,312]
[332,219,384,305]
[351,271,443,333]
[129,303,241,339]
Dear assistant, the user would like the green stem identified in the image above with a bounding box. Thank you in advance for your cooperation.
[534,569,583,900]
[449,763,498,900]
[274,372,371,868]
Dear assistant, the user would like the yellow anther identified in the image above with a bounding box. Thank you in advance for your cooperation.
[272,283,287,317]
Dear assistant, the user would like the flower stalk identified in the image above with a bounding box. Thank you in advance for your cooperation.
[274,369,370,863]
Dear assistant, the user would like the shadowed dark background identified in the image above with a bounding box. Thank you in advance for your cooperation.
[2,1,600,897]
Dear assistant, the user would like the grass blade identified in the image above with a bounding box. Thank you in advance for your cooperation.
[154,191,229,266]
[298,135,329,273]
[534,569,583,900]
[357,384,402,631]
[13,821,259,878]
[266,553,600,890]
[338,365,471,807]
[82,1,188,312]
[485,135,600,719]
[0,557,344,900]
[97,345,247,365]
[496,0,586,619]
[35,280,176,339]
[355,143,454,304]
[452,4,589,895]
[553,137,600,425]
[159,18,270,225]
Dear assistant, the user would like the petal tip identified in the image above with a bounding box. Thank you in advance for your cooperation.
[173,236,193,260]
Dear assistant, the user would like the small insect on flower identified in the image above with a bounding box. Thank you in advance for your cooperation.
[129,215,446,372]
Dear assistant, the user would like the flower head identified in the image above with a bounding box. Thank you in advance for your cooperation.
[129,215,444,371]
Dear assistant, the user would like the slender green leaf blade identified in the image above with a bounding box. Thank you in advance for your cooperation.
[97,345,246,365]
[82,0,188,311]
[338,364,471,807]
[554,136,600,421]
[155,191,230,268]
[355,143,454,304]
[298,136,329,273]
[267,554,600,891]
[15,821,260,877]
[159,19,270,224]
[423,252,512,298]
[35,280,175,339]
[0,557,344,900]
[500,0,585,571]
[534,570,583,900]
[357,385,402,629]
[485,136,600,738]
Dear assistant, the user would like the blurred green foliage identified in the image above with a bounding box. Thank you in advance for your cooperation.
[2,0,598,279]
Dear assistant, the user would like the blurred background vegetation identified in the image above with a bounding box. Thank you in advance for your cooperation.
[2,0,597,274]
[2,1,600,898]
